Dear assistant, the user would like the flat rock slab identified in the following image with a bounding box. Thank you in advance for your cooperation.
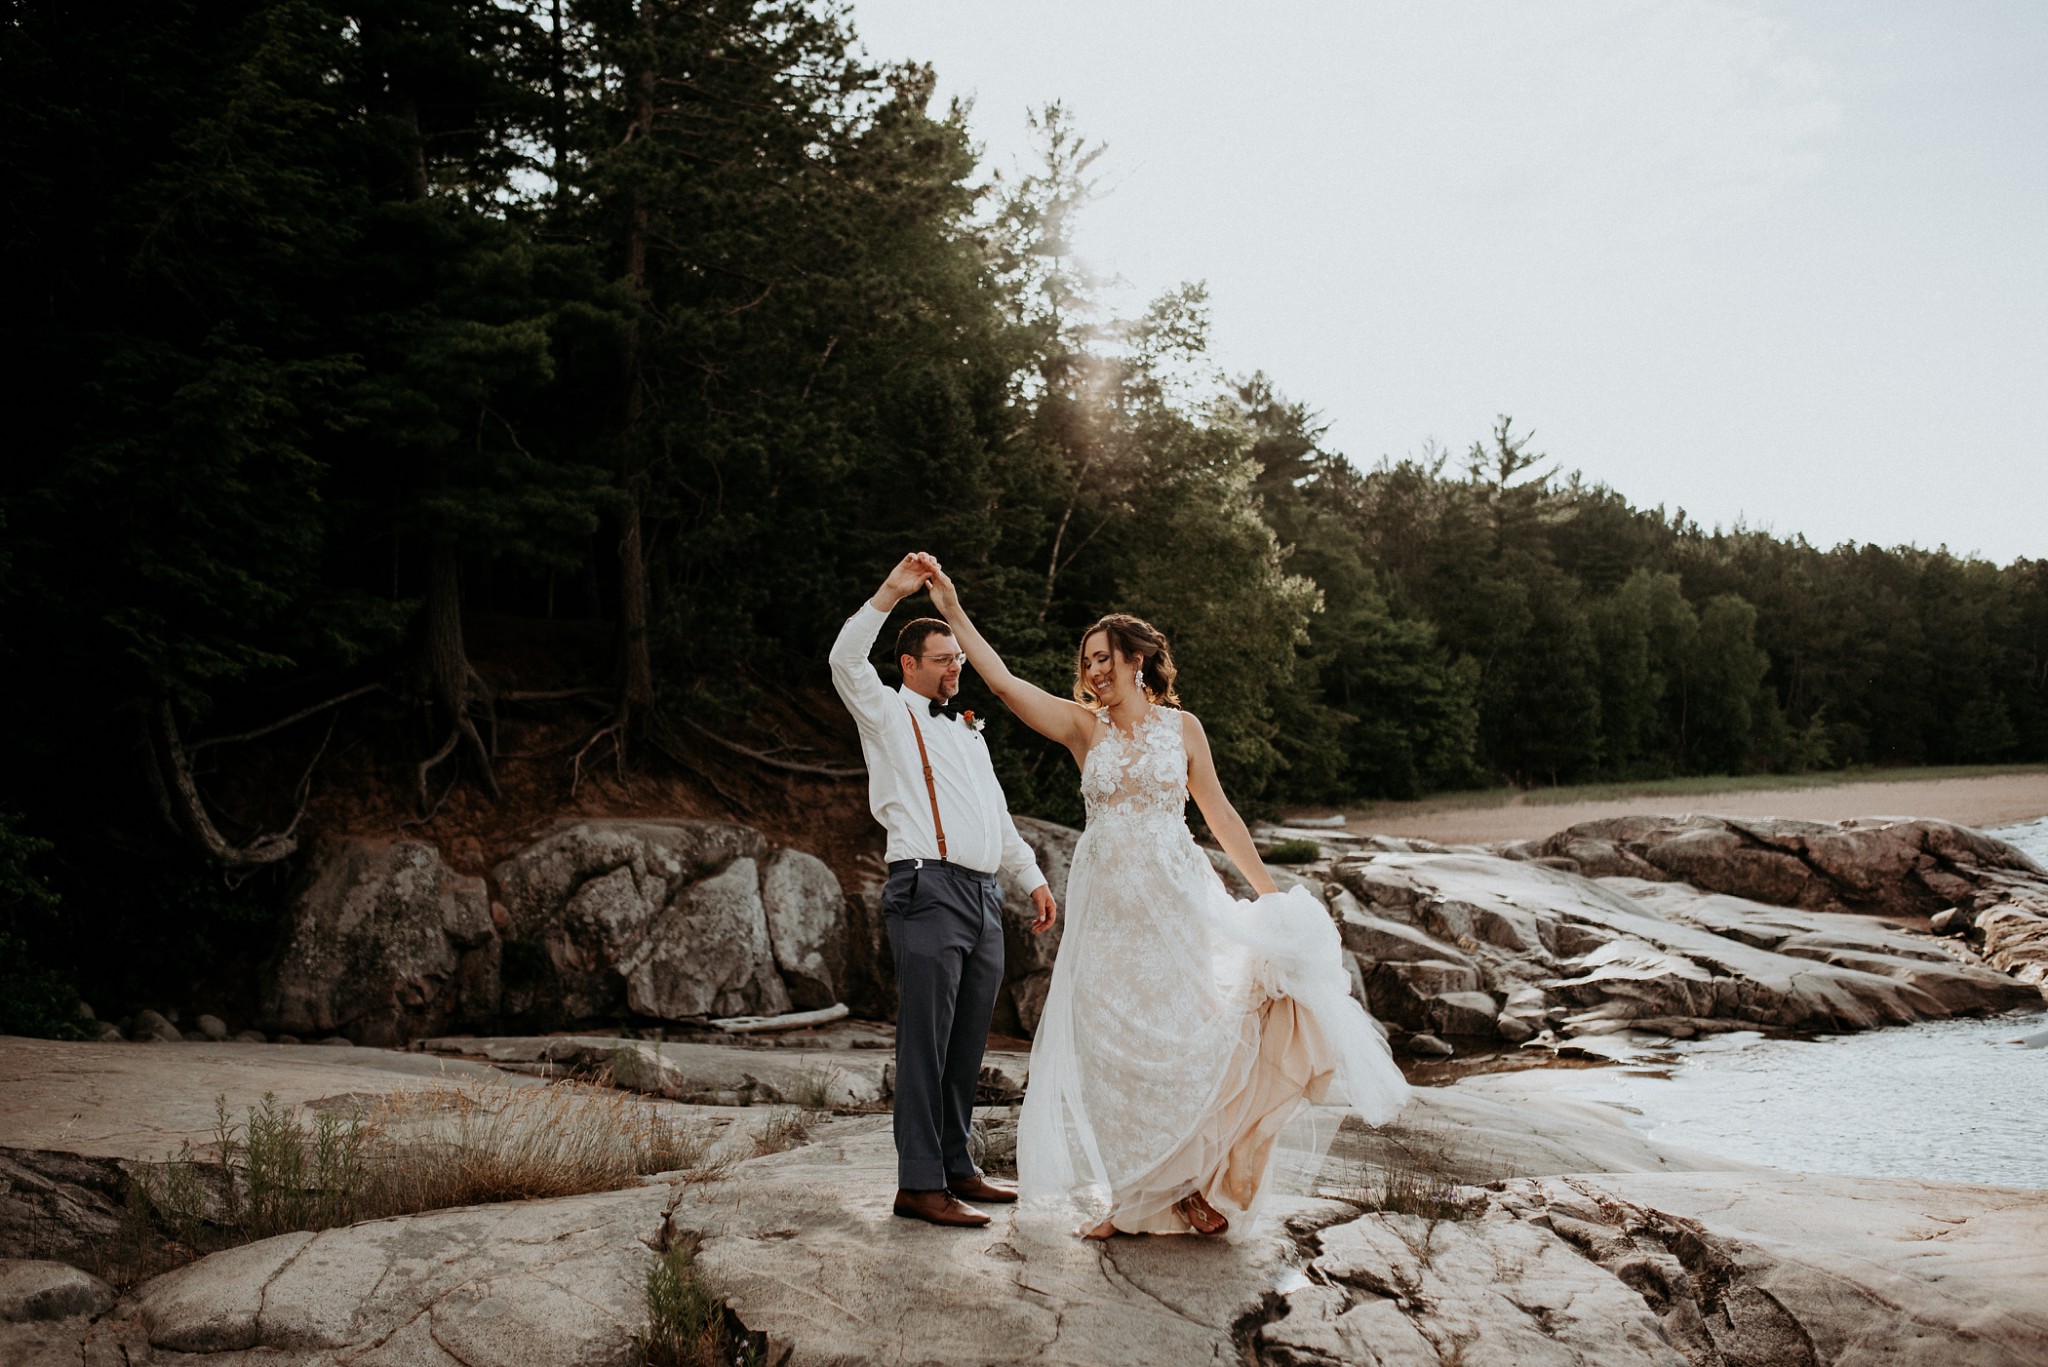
[417,1033,1033,1107]
[93,1181,672,1366]
[0,1037,542,1160]
[1354,1073,1747,1182]
[421,1034,891,1105]
[683,1118,1307,1367]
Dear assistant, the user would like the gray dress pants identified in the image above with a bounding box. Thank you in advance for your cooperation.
[881,857,1005,1191]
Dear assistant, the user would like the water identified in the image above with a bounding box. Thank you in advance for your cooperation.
[1997,815,2048,867]
[1517,818,2048,1189]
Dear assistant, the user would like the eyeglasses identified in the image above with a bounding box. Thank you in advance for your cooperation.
[919,653,968,668]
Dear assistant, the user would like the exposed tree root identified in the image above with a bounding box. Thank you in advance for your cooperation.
[413,545,501,813]
[143,696,333,868]
[681,717,864,780]
[569,712,630,797]
[558,696,761,816]
[415,660,501,813]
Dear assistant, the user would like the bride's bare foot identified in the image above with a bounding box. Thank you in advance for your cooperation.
[1175,1191,1229,1236]
[1079,1217,1121,1240]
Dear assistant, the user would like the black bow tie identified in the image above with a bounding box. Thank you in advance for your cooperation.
[929,696,964,721]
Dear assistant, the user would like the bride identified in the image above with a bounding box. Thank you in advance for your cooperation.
[925,566,1409,1239]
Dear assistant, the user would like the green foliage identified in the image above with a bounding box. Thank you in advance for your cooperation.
[0,932,89,1042]
[642,1235,763,1367]
[0,813,84,1040]
[1262,839,1322,864]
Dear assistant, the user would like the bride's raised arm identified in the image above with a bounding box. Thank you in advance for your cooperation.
[1183,713,1280,897]
[925,565,1096,764]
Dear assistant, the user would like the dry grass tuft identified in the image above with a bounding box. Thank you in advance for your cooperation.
[746,1107,813,1158]
[119,1082,722,1281]
[786,1062,845,1112]
[1323,1124,1485,1223]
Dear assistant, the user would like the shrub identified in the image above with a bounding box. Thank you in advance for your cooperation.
[1263,838,1322,864]
[0,814,84,1040]
[641,1234,763,1367]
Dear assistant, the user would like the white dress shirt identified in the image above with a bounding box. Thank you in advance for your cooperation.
[829,602,1047,895]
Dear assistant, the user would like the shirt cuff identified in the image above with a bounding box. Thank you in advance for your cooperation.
[1015,865,1048,897]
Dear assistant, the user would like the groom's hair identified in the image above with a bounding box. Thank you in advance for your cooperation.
[895,618,954,670]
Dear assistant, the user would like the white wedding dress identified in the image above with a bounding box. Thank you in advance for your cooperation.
[1017,705,1410,1233]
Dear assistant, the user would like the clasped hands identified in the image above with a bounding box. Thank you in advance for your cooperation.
[876,551,959,613]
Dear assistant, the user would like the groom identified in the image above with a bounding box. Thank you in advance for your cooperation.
[830,552,1058,1228]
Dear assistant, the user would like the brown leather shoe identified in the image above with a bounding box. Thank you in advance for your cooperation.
[893,1188,991,1227]
[947,1174,1018,1204]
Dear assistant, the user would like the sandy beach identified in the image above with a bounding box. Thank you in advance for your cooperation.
[1308,771,2048,846]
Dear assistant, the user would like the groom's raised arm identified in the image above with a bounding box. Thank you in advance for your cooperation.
[829,554,931,737]
[828,602,894,739]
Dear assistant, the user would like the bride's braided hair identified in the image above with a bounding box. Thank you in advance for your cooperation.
[1073,613,1180,707]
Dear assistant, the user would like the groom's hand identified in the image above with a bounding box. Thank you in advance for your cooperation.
[1029,885,1057,934]
[872,553,934,610]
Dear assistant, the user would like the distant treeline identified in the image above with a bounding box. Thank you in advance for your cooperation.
[3,1,2044,1001]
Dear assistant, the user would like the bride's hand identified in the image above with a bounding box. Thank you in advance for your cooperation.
[928,565,962,616]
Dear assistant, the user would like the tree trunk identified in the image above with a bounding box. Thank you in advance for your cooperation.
[613,1,659,714]
[417,541,499,803]
[549,0,569,207]
[618,494,656,710]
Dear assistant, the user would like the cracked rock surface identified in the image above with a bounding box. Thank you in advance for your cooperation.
[87,1180,671,1365]
[1254,1173,2048,1366]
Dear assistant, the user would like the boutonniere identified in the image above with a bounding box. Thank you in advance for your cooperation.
[964,710,986,734]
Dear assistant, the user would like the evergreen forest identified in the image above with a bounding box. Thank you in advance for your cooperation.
[4,0,2045,1031]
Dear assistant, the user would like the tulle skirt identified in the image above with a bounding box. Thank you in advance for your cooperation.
[1016,814,1410,1234]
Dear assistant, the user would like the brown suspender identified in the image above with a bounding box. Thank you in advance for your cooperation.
[905,705,948,861]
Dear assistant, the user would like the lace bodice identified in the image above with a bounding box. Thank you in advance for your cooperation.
[1079,705,1187,824]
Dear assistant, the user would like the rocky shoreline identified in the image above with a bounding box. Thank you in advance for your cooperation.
[6,810,2047,1364]
[81,810,2046,1057]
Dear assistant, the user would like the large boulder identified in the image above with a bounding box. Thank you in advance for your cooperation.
[995,817,1078,1035]
[839,873,898,1022]
[493,820,787,1025]
[759,849,849,1011]
[622,857,791,1020]
[1534,814,2046,920]
[0,1260,115,1322]
[1332,850,2038,1039]
[260,839,497,1046]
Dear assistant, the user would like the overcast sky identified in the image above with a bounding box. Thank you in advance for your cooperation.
[846,0,2045,565]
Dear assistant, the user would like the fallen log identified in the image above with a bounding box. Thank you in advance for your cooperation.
[709,1003,850,1035]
